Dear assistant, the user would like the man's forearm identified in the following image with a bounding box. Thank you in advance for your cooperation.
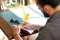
[14,34,21,40]
[13,33,23,40]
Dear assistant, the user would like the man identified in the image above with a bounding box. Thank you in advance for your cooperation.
[12,0,60,40]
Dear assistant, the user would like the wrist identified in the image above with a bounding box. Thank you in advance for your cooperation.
[13,33,19,36]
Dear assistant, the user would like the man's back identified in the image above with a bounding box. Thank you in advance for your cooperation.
[36,11,60,40]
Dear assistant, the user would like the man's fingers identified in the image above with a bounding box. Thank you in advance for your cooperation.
[13,25,17,28]
[12,25,18,32]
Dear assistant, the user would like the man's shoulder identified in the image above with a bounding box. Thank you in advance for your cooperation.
[45,17,60,40]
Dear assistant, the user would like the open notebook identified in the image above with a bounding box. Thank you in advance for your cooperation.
[0,11,34,40]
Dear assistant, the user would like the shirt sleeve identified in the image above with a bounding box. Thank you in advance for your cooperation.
[36,27,53,40]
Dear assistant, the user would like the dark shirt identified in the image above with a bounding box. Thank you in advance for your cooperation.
[36,11,60,40]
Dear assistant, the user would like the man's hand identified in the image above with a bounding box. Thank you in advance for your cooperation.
[12,25,23,40]
[12,25,20,35]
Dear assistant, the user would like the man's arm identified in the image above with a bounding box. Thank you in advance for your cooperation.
[12,25,23,40]
[36,27,53,40]
[13,33,22,40]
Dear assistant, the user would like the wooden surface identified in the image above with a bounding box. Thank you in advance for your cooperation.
[0,16,13,40]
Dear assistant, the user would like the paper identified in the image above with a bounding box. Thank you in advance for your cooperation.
[18,25,34,34]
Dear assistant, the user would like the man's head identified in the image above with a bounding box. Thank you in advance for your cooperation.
[35,0,60,17]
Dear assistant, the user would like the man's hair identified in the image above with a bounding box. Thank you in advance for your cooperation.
[35,0,60,8]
